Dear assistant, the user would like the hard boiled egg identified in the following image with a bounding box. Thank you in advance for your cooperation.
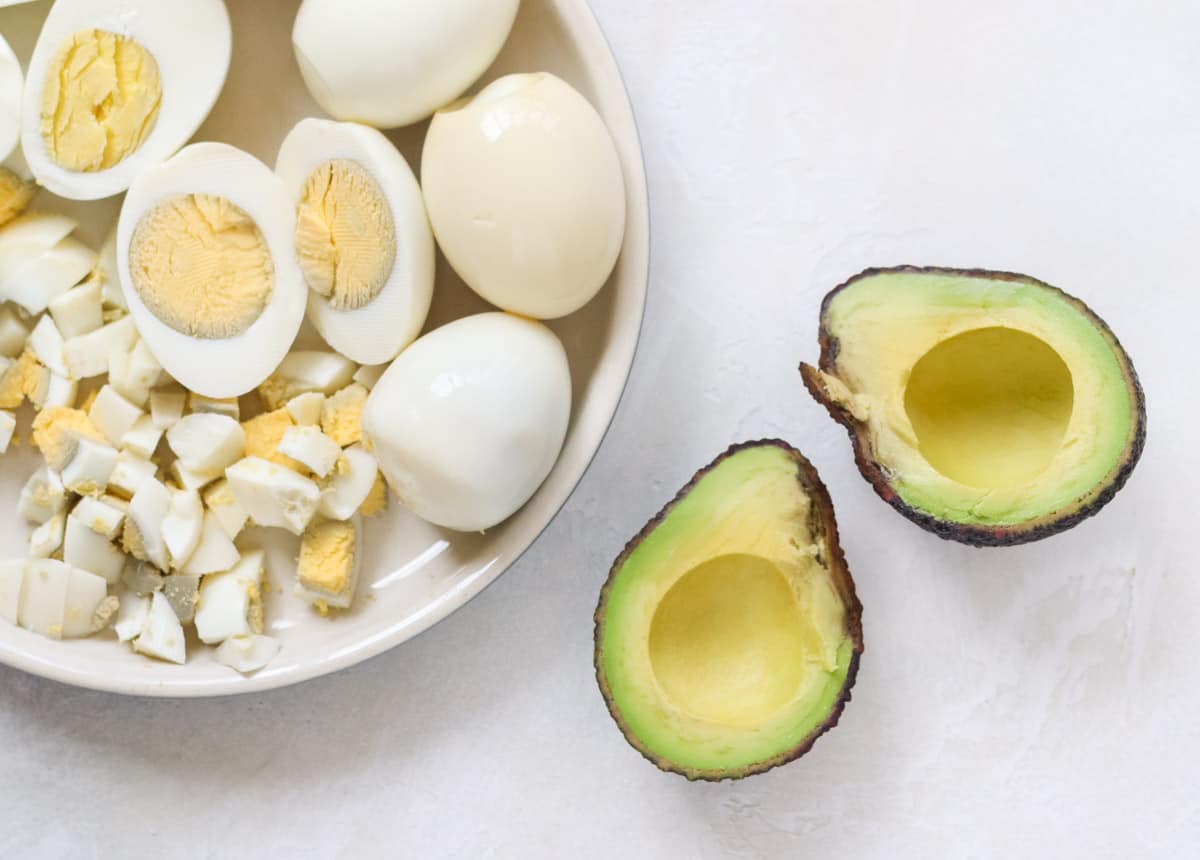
[21,0,231,200]
[275,118,434,365]
[116,142,306,398]
[362,313,571,532]
[422,73,626,319]
[292,0,519,129]
[0,33,22,162]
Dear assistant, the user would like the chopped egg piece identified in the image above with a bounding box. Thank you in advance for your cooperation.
[167,413,246,475]
[132,592,185,664]
[353,363,386,390]
[18,558,71,637]
[113,591,149,642]
[215,634,280,674]
[63,569,115,637]
[123,477,170,570]
[121,415,163,459]
[187,393,240,420]
[278,425,341,478]
[0,213,96,314]
[298,516,361,610]
[285,391,324,426]
[320,383,367,446]
[226,456,320,534]
[18,467,67,524]
[27,315,69,376]
[169,458,220,492]
[109,450,156,498]
[31,405,105,470]
[63,513,125,583]
[121,560,163,596]
[162,574,200,623]
[59,436,118,496]
[29,512,66,558]
[179,512,239,576]
[318,444,379,521]
[95,227,126,310]
[242,408,306,472]
[0,168,34,228]
[203,478,248,539]
[257,350,356,410]
[0,408,13,452]
[0,560,23,624]
[161,489,203,571]
[63,315,136,378]
[0,304,28,356]
[88,384,143,446]
[359,471,388,518]
[48,279,103,338]
[109,339,163,406]
[0,349,46,409]
[72,495,125,539]
[42,373,77,409]
[150,388,186,428]
[194,550,264,644]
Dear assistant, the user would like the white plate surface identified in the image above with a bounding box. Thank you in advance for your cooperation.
[0,0,648,696]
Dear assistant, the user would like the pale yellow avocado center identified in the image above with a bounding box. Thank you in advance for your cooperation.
[129,194,274,339]
[0,168,35,226]
[903,327,1074,489]
[40,29,162,172]
[294,159,395,310]
[648,553,809,729]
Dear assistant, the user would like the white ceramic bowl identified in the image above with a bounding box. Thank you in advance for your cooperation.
[0,0,648,696]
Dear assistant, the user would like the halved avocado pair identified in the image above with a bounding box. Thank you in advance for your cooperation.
[594,267,1145,781]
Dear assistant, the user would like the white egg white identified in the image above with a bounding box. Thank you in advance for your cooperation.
[362,312,572,532]
[275,118,434,365]
[116,142,306,398]
[0,33,21,162]
[292,0,519,129]
[21,0,231,200]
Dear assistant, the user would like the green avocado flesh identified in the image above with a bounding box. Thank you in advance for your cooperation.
[595,441,863,780]
[801,267,1146,545]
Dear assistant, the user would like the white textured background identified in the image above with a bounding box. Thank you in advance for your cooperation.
[3,1,1198,857]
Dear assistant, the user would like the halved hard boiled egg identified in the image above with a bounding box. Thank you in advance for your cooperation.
[362,312,571,532]
[21,0,231,200]
[275,118,434,365]
[292,0,519,129]
[116,142,306,398]
[422,73,626,319]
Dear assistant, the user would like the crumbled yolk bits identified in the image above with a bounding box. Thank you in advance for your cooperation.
[320,383,367,447]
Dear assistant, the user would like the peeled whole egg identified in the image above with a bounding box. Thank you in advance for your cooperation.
[275,118,434,366]
[292,0,519,129]
[362,312,571,532]
[421,73,626,320]
[0,33,21,162]
[21,0,231,200]
[116,142,306,399]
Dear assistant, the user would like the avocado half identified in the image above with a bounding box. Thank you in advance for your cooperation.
[594,440,864,781]
[800,267,1146,546]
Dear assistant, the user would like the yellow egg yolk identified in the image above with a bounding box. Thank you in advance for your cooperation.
[298,518,356,600]
[31,406,105,471]
[320,383,367,447]
[40,29,162,172]
[294,159,395,310]
[242,408,307,474]
[0,168,35,227]
[129,194,274,339]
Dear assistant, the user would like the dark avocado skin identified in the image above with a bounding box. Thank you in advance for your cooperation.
[800,266,1148,548]
[593,439,865,781]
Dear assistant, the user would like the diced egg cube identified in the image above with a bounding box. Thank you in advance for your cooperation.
[109,339,163,407]
[215,635,280,674]
[162,574,201,624]
[226,457,321,535]
[319,445,380,521]
[187,393,240,420]
[72,495,126,539]
[31,405,105,471]
[203,479,249,539]
[285,391,324,426]
[121,415,163,459]
[29,512,66,558]
[63,316,137,379]
[89,384,143,446]
[194,550,265,644]
[18,467,67,524]
[18,558,71,638]
[167,413,246,474]
[278,425,341,478]
[62,567,112,638]
[2,237,96,315]
[48,279,103,339]
[0,305,28,358]
[121,560,165,597]
[0,408,13,452]
[180,512,240,576]
[0,214,76,275]
[64,513,126,583]
[298,516,361,611]
[133,592,186,664]
[59,436,118,496]
[96,228,126,311]
[42,373,77,409]
[258,351,357,410]
[123,477,170,571]
[109,450,157,499]
[22,361,50,409]
[161,489,203,571]
[114,591,149,642]
[359,472,388,518]
[0,560,24,624]
[27,315,68,377]
[320,383,368,447]
[242,408,306,473]
[150,389,186,429]
[352,363,386,391]
[169,458,220,492]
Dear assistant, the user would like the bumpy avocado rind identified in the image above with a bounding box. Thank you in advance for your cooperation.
[800,266,1146,547]
[594,440,864,781]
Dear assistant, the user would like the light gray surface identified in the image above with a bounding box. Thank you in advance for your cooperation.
[3,1,1198,857]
